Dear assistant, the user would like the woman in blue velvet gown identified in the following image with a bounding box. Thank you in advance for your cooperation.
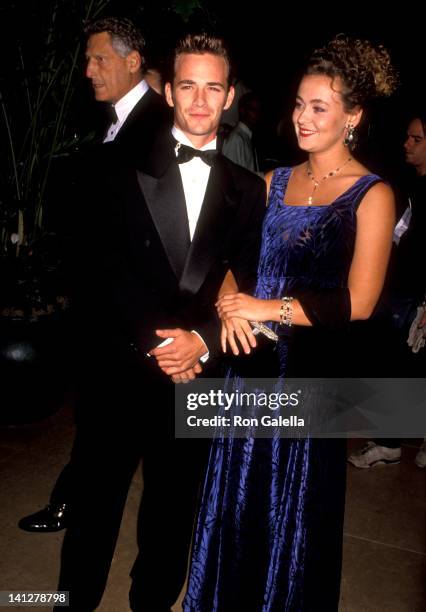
[183,36,397,611]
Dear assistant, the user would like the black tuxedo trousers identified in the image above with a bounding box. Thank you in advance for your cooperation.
[56,353,209,611]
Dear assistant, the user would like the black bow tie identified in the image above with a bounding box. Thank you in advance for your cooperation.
[106,104,118,125]
[176,143,217,166]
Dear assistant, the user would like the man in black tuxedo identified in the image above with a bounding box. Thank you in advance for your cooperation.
[19,17,169,532]
[54,33,265,611]
[85,16,169,157]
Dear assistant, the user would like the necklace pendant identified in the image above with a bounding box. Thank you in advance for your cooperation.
[308,196,313,205]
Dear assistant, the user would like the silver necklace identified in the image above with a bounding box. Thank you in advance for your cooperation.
[306,157,352,205]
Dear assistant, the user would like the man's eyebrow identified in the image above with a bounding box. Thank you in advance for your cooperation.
[206,81,225,88]
[176,79,225,88]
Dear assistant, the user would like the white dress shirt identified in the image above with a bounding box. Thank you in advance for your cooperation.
[172,126,216,240]
[103,80,149,143]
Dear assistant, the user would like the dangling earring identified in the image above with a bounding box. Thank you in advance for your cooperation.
[344,124,356,148]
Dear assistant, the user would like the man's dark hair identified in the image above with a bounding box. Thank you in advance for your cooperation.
[84,17,146,72]
[173,33,232,86]
[408,107,426,133]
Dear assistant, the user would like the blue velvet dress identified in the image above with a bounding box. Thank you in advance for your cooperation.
[183,167,382,612]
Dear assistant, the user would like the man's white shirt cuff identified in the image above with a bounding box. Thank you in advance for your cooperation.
[191,330,209,362]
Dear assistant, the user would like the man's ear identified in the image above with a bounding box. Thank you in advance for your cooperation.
[164,82,174,108]
[127,50,141,74]
[223,85,235,111]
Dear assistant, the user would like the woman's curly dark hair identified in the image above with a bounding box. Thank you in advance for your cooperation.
[306,35,398,110]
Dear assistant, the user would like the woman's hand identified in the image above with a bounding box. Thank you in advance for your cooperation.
[216,293,272,323]
[220,316,257,355]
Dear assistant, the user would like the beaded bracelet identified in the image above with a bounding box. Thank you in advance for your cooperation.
[249,321,279,342]
[279,296,293,326]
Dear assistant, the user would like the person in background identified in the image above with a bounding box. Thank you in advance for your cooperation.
[220,76,251,127]
[18,16,169,534]
[85,16,169,157]
[145,67,163,94]
[222,91,262,174]
[348,110,426,469]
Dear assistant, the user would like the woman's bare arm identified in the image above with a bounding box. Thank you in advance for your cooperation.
[217,181,395,327]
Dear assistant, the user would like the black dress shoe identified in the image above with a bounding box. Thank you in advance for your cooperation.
[18,503,69,532]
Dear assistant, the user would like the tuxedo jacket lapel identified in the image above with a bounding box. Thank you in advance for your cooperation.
[137,136,238,292]
[136,137,190,279]
[114,88,158,143]
[179,155,236,295]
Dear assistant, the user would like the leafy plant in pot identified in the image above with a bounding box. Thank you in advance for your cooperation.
[0,0,110,424]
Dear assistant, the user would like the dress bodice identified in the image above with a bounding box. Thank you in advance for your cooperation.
[255,167,382,301]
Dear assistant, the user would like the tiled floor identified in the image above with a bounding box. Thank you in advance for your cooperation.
[0,404,424,612]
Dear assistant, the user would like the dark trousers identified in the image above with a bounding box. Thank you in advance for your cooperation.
[50,463,72,505]
[55,361,208,611]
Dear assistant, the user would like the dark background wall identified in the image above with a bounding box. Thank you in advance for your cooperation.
[2,1,424,193]
[104,1,426,177]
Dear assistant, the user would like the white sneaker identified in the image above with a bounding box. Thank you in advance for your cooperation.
[348,441,401,468]
[414,439,426,468]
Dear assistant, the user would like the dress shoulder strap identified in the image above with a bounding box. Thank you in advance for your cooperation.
[267,167,292,209]
[350,174,384,210]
